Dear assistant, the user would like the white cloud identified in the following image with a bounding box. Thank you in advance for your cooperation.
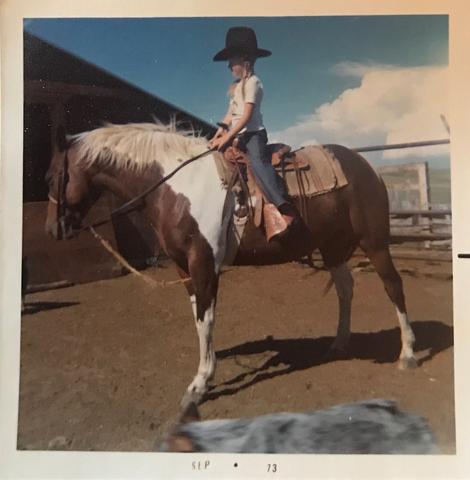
[331,61,395,78]
[271,64,449,163]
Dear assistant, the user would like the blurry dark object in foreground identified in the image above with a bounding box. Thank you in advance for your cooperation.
[161,400,438,454]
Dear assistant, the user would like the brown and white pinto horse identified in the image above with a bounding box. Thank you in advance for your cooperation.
[45,122,417,408]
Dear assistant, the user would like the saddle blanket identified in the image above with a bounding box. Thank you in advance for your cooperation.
[278,145,348,198]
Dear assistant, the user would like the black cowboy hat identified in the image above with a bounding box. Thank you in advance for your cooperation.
[213,26,272,62]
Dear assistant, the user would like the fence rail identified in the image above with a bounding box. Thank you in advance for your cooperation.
[389,210,452,244]
[350,138,452,246]
[390,232,452,243]
[354,139,450,153]
[390,209,451,218]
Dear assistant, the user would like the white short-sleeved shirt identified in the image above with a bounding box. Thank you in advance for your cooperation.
[229,75,265,133]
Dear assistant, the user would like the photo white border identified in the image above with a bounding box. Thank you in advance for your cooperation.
[1,1,469,478]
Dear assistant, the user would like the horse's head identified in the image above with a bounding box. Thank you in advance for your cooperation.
[45,127,95,239]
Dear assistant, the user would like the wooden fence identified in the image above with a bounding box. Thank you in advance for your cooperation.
[353,139,451,246]
[388,209,452,243]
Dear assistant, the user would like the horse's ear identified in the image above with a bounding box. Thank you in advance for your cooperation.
[56,125,68,152]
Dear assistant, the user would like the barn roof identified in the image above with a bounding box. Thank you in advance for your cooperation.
[23,31,215,135]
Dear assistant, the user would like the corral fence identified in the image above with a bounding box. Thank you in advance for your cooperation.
[353,139,451,247]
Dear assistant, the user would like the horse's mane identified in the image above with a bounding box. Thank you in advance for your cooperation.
[69,121,210,172]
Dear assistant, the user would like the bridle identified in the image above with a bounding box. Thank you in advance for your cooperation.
[48,145,217,238]
[47,148,70,240]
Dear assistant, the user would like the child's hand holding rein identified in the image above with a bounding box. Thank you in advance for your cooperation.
[209,132,234,151]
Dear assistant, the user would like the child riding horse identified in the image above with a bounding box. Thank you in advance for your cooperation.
[209,27,297,238]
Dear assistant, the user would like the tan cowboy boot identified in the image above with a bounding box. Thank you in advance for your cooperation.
[267,203,299,241]
[264,204,289,241]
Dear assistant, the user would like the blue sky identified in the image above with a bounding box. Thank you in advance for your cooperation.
[25,16,449,167]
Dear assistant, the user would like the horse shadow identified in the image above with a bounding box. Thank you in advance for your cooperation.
[204,320,453,403]
[22,301,80,315]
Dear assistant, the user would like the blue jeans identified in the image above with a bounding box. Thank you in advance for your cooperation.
[241,129,287,207]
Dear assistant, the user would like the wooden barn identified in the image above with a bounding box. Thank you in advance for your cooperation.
[23,32,216,285]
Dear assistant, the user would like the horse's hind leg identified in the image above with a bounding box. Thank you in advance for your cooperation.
[365,247,417,369]
[328,263,354,354]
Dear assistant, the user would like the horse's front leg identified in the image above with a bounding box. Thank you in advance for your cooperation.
[178,262,220,409]
[184,295,217,403]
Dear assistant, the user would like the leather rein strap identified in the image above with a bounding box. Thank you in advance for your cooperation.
[50,146,217,235]
[55,149,69,240]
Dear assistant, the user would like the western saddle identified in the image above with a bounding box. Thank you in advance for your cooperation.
[221,141,308,241]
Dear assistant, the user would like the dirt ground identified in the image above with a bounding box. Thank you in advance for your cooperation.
[18,252,454,453]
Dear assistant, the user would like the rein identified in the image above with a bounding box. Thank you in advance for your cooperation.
[89,146,218,230]
[52,145,217,235]
[56,149,70,240]
[50,144,218,288]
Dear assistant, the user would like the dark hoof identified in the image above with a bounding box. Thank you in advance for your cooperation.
[180,389,204,410]
[398,356,419,370]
